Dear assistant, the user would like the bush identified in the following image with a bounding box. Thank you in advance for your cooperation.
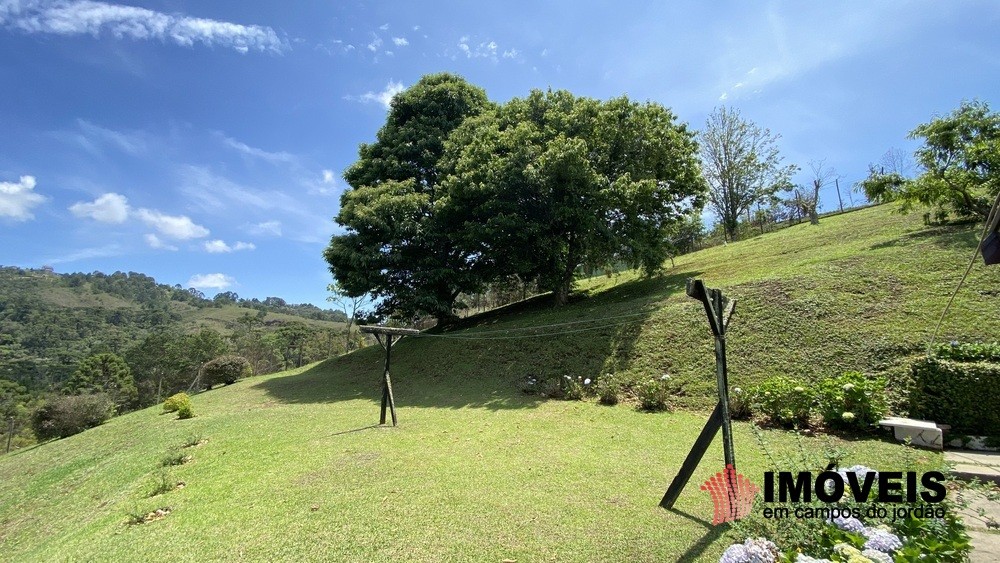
[176,402,194,420]
[596,375,621,406]
[200,355,252,388]
[162,393,190,414]
[907,357,1000,435]
[728,386,752,420]
[31,394,114,440]
[637,377,670,412]
[561,375,586,400]
[815,371,887,431]
[745,376,812,427]
[934,341,1000,363]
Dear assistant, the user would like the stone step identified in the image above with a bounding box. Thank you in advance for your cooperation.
[947,451,1000,485]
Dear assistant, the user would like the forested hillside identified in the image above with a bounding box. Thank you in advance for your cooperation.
[0,267,357,448]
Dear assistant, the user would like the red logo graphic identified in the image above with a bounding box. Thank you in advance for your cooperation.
[701,464,759,525]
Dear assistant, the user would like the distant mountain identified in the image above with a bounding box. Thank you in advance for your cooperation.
[0,266,348,391]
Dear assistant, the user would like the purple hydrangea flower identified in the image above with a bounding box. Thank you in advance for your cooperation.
[718,538,778,563]
[863,528,903,553]
[829,515,866,534]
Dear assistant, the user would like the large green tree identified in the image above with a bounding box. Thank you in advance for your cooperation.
[441,90,707,305]
[700,106,797,241]
[65,353,137,409]
[324,73,492,322]
[859,100,1000,218]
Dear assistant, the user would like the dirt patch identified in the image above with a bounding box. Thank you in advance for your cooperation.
[128,507,171,525]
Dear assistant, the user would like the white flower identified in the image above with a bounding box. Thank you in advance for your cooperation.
[660,374,670,380]
[733,387,743,394]
[841,412,856,422]
[843,383,855,391]
[583,378,592,385]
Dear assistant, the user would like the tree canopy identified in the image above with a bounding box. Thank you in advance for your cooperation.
[859,100,1000,218]
[326,76,707,317]
[700,106,797,241]
[324,73,492,322]
[441,90,707,304]
[65,353,136,409]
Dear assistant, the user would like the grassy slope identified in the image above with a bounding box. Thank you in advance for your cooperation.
[0,204,993,561]
[172,303,347,334]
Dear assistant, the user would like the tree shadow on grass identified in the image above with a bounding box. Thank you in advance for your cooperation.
[667,508,729,563]
[253,270,700,411]
[869,223,980,251]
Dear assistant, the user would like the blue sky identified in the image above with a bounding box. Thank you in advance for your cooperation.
[1,1,998,307]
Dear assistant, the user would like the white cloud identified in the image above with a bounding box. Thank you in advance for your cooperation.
[0,0,288,54]
[218,133,296,164]
[46,243,123,263]
[392,36,408,46]
[0,175,46,221]
[379,23,389,31]
[144,233,177,251]
[248,220,282,236]
[367,34,382,52]
[203,239,255,253]
[187,273,235,290]
[456,37,503,61]
[354,80,405,109]
[719,92,728,101]
[136,208,209,239]
[203,239,230,253]
[322,169,335,184]
[413,25,420,31]
[69,192,129,223]
[75,120,146,155]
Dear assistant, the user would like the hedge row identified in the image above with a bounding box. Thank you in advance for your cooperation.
[906,357,1000,435]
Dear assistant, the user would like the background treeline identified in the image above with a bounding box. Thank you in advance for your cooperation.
[0,266,363,450]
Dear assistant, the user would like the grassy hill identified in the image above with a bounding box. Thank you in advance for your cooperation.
[0,204,993,561]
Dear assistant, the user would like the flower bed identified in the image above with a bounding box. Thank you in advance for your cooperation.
[721,465,972,562]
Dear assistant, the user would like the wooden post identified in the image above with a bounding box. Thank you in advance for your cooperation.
[360,326,420,426]
[835,178,845,213]
[660,279,737,509]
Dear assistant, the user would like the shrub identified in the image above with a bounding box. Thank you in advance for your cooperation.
[200,355,252,389]
[176,402,194,420]
[562,375,586,400]
[162,393,190,414]
[906,357,1000,435]
[637,377,670,412]
[728,386,752,420]
[596,375,620,406]
[745,376,812,427]
[934,341,1000,363]
[149,468,176,497]
[815,371,887,431]
[31,394,114,440]
[160,448,190,467]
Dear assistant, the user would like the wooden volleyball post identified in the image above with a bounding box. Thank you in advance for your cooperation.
[660,278,737,509]
[359,325,420,426]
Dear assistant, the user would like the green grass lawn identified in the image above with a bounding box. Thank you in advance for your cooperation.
[1,203,990,561]
[0,361,941,562]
